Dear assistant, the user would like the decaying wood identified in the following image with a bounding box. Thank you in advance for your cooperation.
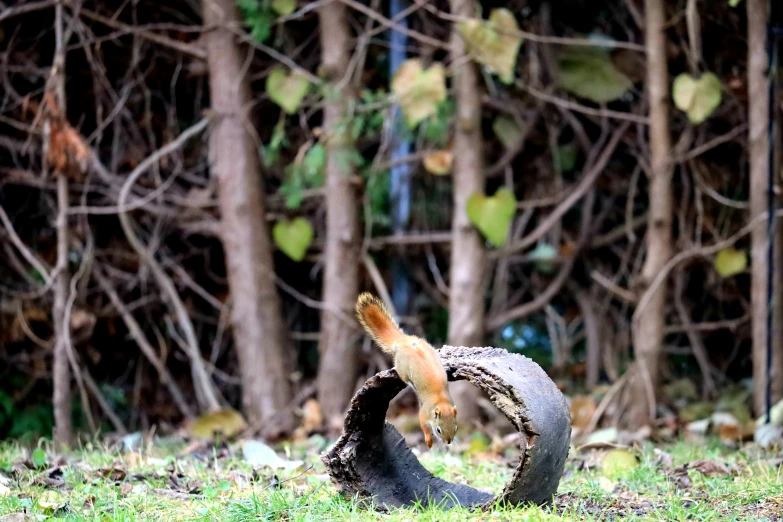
[322,346,570,510]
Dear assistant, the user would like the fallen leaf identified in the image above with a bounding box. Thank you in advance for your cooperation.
[755,423,783,449]
[188,409,248,440]
[423,150,453,175]
[689,459,730,477]
[585,427,619,446]
[669,465,692,489]
[391,59,447,128]
[672,72,722,124]
[266,68,310,114]
[458,8,522,84]
[679,402,714,423]
[98,467,127,483]
[569,395,597,430]
[602,449,639,480]
[466,188,517,247]
[36,490,64,512]
[272,218,314,262]
[242,440,304,471]
[597,476,616,493]
[653,448,673,470]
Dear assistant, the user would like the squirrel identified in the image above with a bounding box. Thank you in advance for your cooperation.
[355,292,457,448]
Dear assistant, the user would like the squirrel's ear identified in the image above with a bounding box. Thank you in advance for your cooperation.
[434,406,440,419]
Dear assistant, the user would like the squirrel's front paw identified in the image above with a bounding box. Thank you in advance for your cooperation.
[424,434,433,448]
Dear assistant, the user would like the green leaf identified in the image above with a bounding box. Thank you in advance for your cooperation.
[672,72,723,124]
[303,144,326,177]
[271,0,296,16]
[555,143,578,173]
[557,47,632,103]
[32,448,47,468]
[266,68,310,114]
[466,188,517,247]
[273,218,314,262]
[280,180,304,210]
[728,0,742,7]
[492,116,523,150]
[714,247,747,278]
[391,59,447,128]
[458,8,522,84]
[602,449,639,480]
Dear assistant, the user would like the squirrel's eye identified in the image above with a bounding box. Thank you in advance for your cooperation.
[436,427,442,434]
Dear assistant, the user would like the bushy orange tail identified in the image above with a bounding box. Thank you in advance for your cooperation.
[355,293,404,355]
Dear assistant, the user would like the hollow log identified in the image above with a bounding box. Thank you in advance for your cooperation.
[322,346,571,510]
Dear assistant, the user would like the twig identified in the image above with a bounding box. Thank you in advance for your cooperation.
[674,271,718,398]
[362,255,396,317]
[0,204,52,285]
[0,0,57,23]
[519,85,650,125]
[339,0,449,50]
[486,190,596,330]
[115,117,221,412]
[498,122,629,258]
[79,9,206,59]
[95,267,195,420]
[634,210,783,326]
[419,1,646,52]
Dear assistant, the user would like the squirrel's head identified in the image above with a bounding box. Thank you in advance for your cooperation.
[432,399,458,444]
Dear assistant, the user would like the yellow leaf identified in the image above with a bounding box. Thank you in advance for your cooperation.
[189,409,248,440]
[673,73,723,124]
[423,150,453,175]
[266,68,310,114]
[391,59,447,129]
[458,9,522,84]
[714,247,747,278]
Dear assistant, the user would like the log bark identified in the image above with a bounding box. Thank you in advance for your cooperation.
[748,0,783,418]
[447,0,487,423]
[322,346,570,510]
[627,0,672,428]
[316,2,362,433]
[203,0,295,430]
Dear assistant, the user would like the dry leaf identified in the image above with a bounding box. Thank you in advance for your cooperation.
[689,460,730,478]
[569,395,597,430]
[423,150,453,175]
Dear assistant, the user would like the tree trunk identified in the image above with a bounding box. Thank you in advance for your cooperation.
[51,1,71,450]
[203,0,294,431]
[748,0,783,417]
[447,0,487,423]
[316,3,362,433]
[627,0,672,428]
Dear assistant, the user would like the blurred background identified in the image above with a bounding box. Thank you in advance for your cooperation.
[0,0,781,450]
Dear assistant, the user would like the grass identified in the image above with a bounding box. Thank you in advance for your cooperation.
[0,436,781,521]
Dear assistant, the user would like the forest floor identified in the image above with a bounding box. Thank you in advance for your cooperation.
[1,435,782,521]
